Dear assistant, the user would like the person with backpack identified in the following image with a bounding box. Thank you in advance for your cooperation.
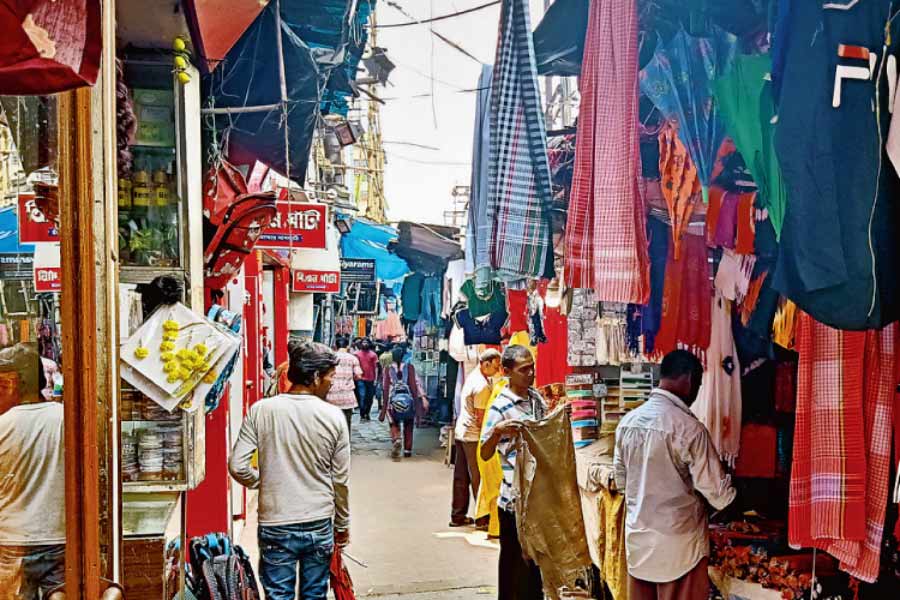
[229,342,350,600]
[379,346,428,459]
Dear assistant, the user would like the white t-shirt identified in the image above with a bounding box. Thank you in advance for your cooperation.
[0,402,66,545]
[454,369,492,443]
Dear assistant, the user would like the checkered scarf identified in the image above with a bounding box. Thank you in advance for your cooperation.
[478,0,553,290]
[564,0,649,304]
[788,313,896,583]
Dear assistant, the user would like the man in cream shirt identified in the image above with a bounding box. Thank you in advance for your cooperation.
[614,350,736,600]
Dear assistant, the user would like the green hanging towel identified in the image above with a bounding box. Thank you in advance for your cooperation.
[713,53,787,239]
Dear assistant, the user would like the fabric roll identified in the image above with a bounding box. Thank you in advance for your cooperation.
[564,0,649,304]
[481,0,554,288]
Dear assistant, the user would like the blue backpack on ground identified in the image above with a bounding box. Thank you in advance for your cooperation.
[389,363,416,420]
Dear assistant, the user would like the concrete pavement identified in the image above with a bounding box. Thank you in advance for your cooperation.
[239,414,499,599]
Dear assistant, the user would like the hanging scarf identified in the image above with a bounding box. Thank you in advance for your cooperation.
[653,230,712,359]
[659,121,701,259]
[481,0,553,289]
[789,313,896,583]
[564,0,649,304]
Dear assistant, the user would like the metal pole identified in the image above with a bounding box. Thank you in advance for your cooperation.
[275,0,291,183]
[542,0,553,127]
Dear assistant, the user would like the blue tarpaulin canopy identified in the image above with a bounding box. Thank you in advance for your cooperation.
[340,218,409,289]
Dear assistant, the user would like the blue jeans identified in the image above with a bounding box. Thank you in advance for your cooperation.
[258,520,333,600]
[356,380,375,419]
[421,277,443,327]
[0,544,65,600]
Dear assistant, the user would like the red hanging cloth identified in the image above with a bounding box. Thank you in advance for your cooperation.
[329,550,356,600]
[0,0,101,94]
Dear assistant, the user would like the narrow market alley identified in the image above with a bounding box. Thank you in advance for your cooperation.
[239,417,499,599]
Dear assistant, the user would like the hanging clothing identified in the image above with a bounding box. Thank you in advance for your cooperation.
[461,279,507,319]
[715,249,756,303]
[773,299,798,350]
[564,0,649,305]
[401,273,425,322]
[481,0,553,288]
[691,293,742,465]
[467,65,494,278]
[774,1,900,330]
[653,231,712,358]
[456,309,507,346]
[713,52,787,239]
[507,288,530,333]
[514,409,593,599]
[658,121,701,259]
[788,313,897,583]
[639,28,738,197]
[420,276,443,328]
[535,305,570,387]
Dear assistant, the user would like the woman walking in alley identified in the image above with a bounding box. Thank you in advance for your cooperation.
[327,336,363,432]
[229,342,350,600]
[379,346,428,459]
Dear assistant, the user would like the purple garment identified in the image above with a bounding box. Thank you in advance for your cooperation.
[713,191,740,249]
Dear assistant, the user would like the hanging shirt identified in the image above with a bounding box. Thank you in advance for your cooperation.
[0,402,65,545]
[613,389,735,583]
[774,1,900,330]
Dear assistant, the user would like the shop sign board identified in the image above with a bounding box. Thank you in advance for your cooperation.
[340,258,376,283]
[292,269,340,294]
[0,254,33,279]
[34,266,61,292]
[17,194,59,244]
[257,199,328,250]
[33,244,61,292]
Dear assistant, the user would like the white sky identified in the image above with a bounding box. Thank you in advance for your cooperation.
[376,0,546,225]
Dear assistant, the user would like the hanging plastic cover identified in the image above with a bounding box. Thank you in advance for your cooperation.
[0,0,101,94]
[639,27,738,202]
[532,0,590,76]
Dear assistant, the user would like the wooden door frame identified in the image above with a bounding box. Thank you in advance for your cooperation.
[58,0,120,594]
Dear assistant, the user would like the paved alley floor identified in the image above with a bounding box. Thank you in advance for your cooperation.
[240,414,499,599]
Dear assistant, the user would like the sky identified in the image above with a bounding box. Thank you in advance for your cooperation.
[374,0,546,225]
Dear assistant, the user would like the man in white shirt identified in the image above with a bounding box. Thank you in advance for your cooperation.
[230,342,350,600]
[0,344,65,599]
[614,349,736,600]
[450,349,501,528]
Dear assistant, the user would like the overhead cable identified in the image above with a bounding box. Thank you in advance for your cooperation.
[377,0,501,28]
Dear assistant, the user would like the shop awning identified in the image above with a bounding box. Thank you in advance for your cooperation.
[0,0,101,94]
[183,0,270,72]
[391,222,463,275]
[205,0,375,184]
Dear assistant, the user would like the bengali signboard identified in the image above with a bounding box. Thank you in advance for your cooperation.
[292,269,340,294]
[257,201,328,250]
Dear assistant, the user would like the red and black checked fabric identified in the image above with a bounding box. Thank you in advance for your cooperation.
[789,312,896,583]
[564,0,649,303]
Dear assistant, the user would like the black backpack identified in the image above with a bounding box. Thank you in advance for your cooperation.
[389,363,416,420]
[187,533,260,600]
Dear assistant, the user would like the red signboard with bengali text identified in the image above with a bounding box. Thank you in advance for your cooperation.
[292,269,340,294]
[18,194,59,244]
[34,266,61,292]
[257,199,327,250]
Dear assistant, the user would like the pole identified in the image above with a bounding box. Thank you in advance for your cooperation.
[275,0,291,183]
[542,0,553,127]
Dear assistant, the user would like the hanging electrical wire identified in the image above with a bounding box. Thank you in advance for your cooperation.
[377,0,501,28]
